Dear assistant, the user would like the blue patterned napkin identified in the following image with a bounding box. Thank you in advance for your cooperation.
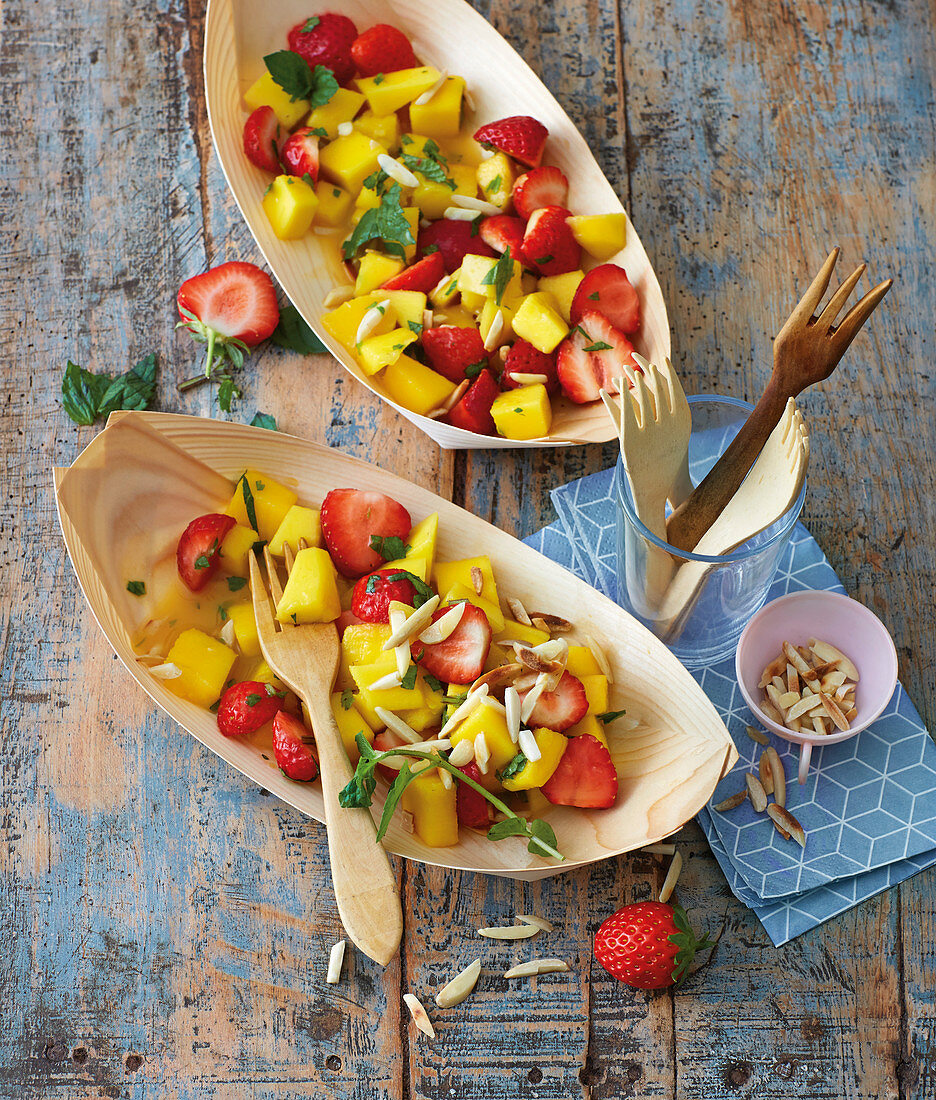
[523,468,936,946]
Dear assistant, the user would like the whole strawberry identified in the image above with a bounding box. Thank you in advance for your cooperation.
[593,902,711,989]
[352,568,422,623]
[272,711,319,781]
[421,325,489,383]
[217,680,286,738]
[287,14,358,84]
[351,24,418,77]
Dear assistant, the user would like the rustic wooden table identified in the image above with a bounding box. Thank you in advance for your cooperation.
[3,0,935,1096]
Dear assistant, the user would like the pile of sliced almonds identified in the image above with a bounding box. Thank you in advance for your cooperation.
[715,744,806,847]
[759,638,859,735]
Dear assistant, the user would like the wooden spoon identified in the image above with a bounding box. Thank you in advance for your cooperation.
[666,248,892,553]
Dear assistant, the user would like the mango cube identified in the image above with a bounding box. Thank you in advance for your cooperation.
[430,269,461,308]
[380,354,456,415]
[358,328,418,375]
[460,288,486,314]
[459,254,523,302]
[354,110,400,151]
[319,131,386,193]
[581,674,610,715]
[225,602,261,658]
[381,555,429,582]
[244,72,309,128]
[304,86,365,138]
[380,289,426,327]
[565,646,602,678]
[496,620,550,647]
[406,513,439,574]
[400,769,459,847]
[330,691,375,763]
[433,556,500,611]
[313,181,354,227]
[478,298,516,348]
[432,304,478,329]
[355,67,441,115]
[342,623,393,667]
[567,213,627,261]
[219,523,258,576]
[227,469,297,542]
[511,292,569,353]
[268,505,322,557]
[449,699,517,776]
[275,547,341,624]
[537,270,585,322]
[484,642,510,672]
[165,628,236,709]
[350,653,424,715]
[412,175,457,220]
[401,207,420,262]
[247,658,284,690]
[566,713,609,751]
[262,175,319,240]
[355,250,405,295]
[440,131,484,166]
[444,582,505,634]
[449,163,478,198]
[500,728,568,791]
[322,295,397,350]
[490,384,553,440]
[475,152,515,211]
[408,76,466,137]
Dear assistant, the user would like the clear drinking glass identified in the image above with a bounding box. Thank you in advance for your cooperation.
[614,395,807,668]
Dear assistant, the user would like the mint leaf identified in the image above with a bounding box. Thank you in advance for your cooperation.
[250,412,278,431]
[583,341,613,352]
[226,576,247,592]
[587,291,600,300]
[338,734,379,807]
[61,355,157,425]
[498,752,527,782]
[401,664,418,690]
[422,672,445,694]
[271,304,328,354]
[464,360,486,379]
[264,51,337,107]
[126,581,146,596]
[400,152,453,188]
[527,818,559,857]
[369,534,410,561]
[341,689,355,710]
[342,182,414,261]
[217,375,241,412]
[597,709,627,724]
[487,817,529,841]
[481,246,513,304]
[376,763,420,842]
[239,473,259,533]
[98,354,158,417]
[61,361,110,425]
[246,693,262,706]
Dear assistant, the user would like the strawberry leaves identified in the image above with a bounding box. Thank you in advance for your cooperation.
[667,905,715,987]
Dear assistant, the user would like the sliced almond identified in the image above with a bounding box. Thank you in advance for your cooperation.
[516,913,555,932]
[438,766,453,790]
[772,675,787,695]
[474,732,490,774]
[413,68,449,106]
[382,595,441,650]
[377,153,420,188]
[220,618,237,649]
[503,958,569,979]
[149,661,182,680]
[844,705,857,721]
[470,566,484,595]
[820,692,851,731]
[786,663,799,695]
[745,773,768,813]
[531,616,551,634]
[760,700,783,724]
[389,607,411,678]
[482,308,505,351]
[452,193,502,215]
[478,922,540,940]
[403,993,436,1037]
[355,298,392,344]
[745,725,769,746]
[370,670,404,692]
[471,663,522,692]
[581,634,612,681]
[714,790,747,812]
[759,753,774,796]
[783,641,820,688]
[513,672,539,692]
[323,284,354,308]
[765,683,789,719]
[447,738,474,767]
[786,693,824,721]
[809,639,860,682]
[337,120,353,136]
[439,683,488,736]
[509,372,549,386]
[326,939,346,984]
[811,714,828,736]
[765,746,786,808]
[809,658,841,677]
[481,695,506,715]
[641,842,677,855]
[520,673,548,723]
[506,596,533,627]
[518,726,541,762]
[514,644,561,675]
[820,670,847,693]
[767,804,806,847]
[435,958,481,1008]
[658,851,682,904]
[778,690,800,709]
[759,654,787,688]
[418,600,466,645]
[374,707,421,744]
[504,686,521,744]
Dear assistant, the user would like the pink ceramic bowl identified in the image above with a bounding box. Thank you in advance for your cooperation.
[736,590,898,784]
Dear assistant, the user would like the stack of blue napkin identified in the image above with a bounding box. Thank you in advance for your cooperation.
[524,467,936,946]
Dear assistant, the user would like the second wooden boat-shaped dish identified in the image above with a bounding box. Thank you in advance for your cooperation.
[54,412,734,880]
[203,0,670,450]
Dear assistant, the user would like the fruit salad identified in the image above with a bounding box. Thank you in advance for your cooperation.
[135,470,628,857]
[240,14,643,439]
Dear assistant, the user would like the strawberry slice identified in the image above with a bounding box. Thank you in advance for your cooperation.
[177,512,236,591]
[217,680,286,738]
[479,215,526,260]
[541,733,618,808]
[444,368,499,435]
[280,127,320,182]
[521,206,580,276]
[570,263,640,334]
[456,760,491,828]
[500,339,559,396]
[410,604,492,683]
[320,488,412,577]
[288,13,358,85]
[381,251,445,293]
[518,671,588,731]
[272,711,319,781]
[511,166,569,220]
[418,221,495,273]
[474,116,548,169]
[351,24,418,76]
[421,325,489,383]
[351,568,420,623]
[373,728,410,780]
[242,106,282,173]
[556,312,636,404]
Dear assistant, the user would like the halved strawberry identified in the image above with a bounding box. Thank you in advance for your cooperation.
[511,166,569,220]
[243,106,282,173]
[479,215,526,260]
[411,603,492,683]
[335,609,364,638]
[456,760,490,828]
[381,251,445,293]
[444,368,499,435]
[556,312,635,404]
[521,206,580,276]
[217,680,286,738]
[374,728,410,781]
[500,339,559,396]
[421,325,488,383]
[518,671,588,731]
[351,24,418,76]
[320,488,412,577]
[280,127,320,182]
[177,512,236,591]
[288,13,358,85]
[570,263,640,334]
[474,116,548,169]
[272,711,319,781]
[418,220,495,273]
[351,568,420,623]
[541,733,618,808]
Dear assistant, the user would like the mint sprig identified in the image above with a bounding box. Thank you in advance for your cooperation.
[61,355,158,426]
[341,183,415,261]
[263,51,338,107]
[481,246,513,305]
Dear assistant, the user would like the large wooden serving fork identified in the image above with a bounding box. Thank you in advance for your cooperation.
[666,248,892,553]
[249,545,403,965]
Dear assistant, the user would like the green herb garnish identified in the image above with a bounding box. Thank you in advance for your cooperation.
[400,665,418,690]
[481,246,513,305]
[272,303,328,354]
[341,182,415,261]
[61,354,158,426]
[239,473,259,533]
[250,412,278,431]
[369,534,410,561]
[583,341,613,352]
[341,689,355,710]
[126,581,146,596]
[597,709,627,724]
[263,51,338,107]
[227,576,247,592]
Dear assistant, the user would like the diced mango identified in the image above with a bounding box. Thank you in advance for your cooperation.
[407,513,439,574]
[401,207,420,262]
[219,523,257,576]
[475,152,515,212]
[400,769,459,847]
[565,646,602,678]
[460,288,486,314]
[380,354,456,416]
[433,556,500,611]
[478,298,515,348]
[412,175,457,220]
[275,547,341,624]
[350,653,424,714]
[355,250,405,295]
[244,72,309,129]
[322,296,396,352]
[305,86,366,139]
[567,213,627,261]
[566,714,609,751]
[408,76,465,137]
[330,691,375,763]
[491,384,553,440]
[313,181,354,227]
[319,131,386,193]
[247,658,284,690]
[355,67,441,115]
[380,289,426,327]
[354,181,387,211]
[358,328,418,375]
[430,269,461,308]
[220,602,258,658]
[440,131,484,166]
[581,675,610,715]
[537,270,585,323]
[354,110,400,151]
[381,555,429,582]
[524,785,553,817]
[449,163,478,198]
[432,304,477,329]
[417,671,446,714]
[262,175,318,240]
[459,254,523,301]
[165,628,236,709]
[226,470,297,542]
[398,132,436,157]
[511,292,569,353]
[268,505,322,558]
[443,582,505,634]
[342,623,393,667]
[449,699,516,775]
[484,642,510,672]
[496,620,550,647]
[444,682,471,722]
[500,728,568,791]
[396,704,440,734]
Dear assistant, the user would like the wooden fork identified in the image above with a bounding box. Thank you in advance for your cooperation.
[666,248,892,553]
[248,544,403,966]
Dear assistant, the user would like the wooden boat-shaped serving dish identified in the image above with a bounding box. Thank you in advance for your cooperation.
[54,412,734,879]
[203,0,670,449]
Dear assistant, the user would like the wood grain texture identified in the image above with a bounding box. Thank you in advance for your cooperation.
[2,0,935,1096]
